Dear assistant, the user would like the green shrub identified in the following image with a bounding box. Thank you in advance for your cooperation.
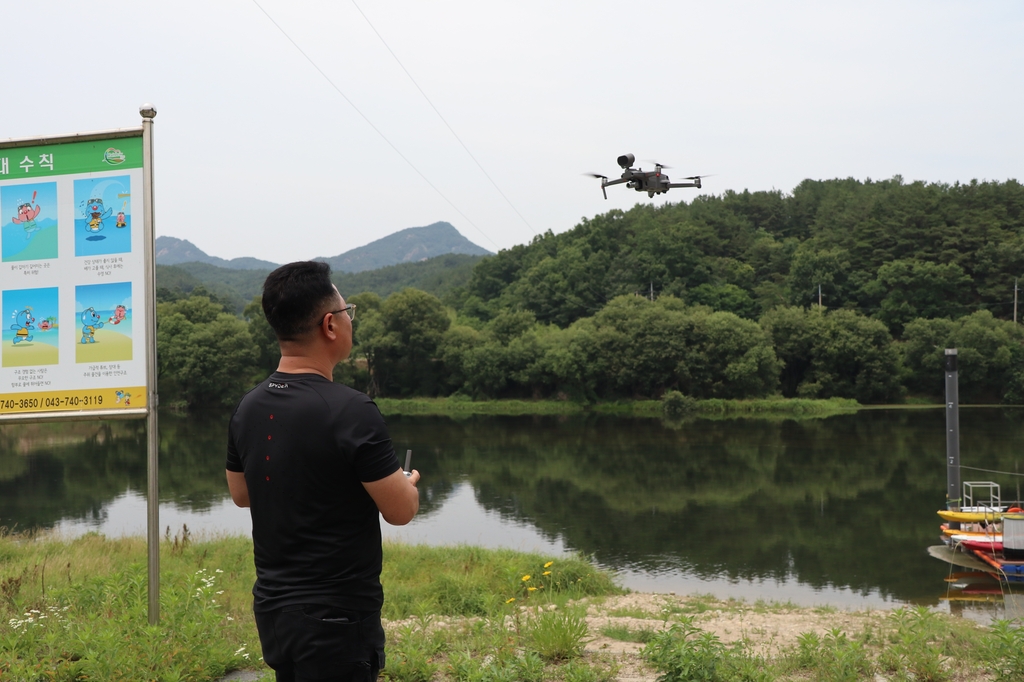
[987,619,1024,682]
[661,391,697,419]
[791,628,872,682]
[642,618,726,682]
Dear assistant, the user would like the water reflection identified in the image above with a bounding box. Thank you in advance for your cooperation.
[5,407,1024,612]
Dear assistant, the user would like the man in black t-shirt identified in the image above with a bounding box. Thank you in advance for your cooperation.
[226,261,420,682]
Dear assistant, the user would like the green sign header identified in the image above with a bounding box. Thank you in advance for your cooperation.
[0,137,143,180]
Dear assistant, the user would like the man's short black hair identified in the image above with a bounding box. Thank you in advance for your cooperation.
[262,261,337,341]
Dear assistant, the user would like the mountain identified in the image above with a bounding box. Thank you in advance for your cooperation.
[316,221,491,273]
[156,222,490,273]
[155,236,280,270]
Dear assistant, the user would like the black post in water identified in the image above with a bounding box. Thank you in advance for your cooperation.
[945,348,961,530]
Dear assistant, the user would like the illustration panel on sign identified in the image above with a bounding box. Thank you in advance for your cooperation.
[1,182,59,262]
[2,287,59,367]
[74,176,132,257]
[75,282,132,363]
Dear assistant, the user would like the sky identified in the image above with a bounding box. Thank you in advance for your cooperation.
[2,1,1022,264]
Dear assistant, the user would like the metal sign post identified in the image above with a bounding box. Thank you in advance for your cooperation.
[141,104,160,624]
[0,107,160,622]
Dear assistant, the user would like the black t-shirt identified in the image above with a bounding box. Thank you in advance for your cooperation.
[226,372,400,612]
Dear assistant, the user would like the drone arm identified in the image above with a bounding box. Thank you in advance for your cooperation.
[666,181,701,189]
[600,177,630,199]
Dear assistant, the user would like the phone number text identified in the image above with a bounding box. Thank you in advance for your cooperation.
[0,395,104,410]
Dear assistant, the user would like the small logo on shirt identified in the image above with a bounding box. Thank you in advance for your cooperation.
[268,382,289,389]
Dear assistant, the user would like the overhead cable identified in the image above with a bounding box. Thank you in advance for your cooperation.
[250,0,500,250]
[960,465,1024,478]
[350,0,538,239]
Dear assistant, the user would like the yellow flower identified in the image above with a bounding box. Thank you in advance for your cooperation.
[521,575,531,582]
[505,597,516,603]
[543,561,553,568]
[527,587,537,592]
[542,571,551,576]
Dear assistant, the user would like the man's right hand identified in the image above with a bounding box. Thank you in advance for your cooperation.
[363,468,420,525]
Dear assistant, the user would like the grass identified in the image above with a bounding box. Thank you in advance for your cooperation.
[0,531,621,682]
[600,624,657,643]
[374,395,861,418]
[374,397,586,416]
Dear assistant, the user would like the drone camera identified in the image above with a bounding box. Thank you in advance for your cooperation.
[616,153,635,169]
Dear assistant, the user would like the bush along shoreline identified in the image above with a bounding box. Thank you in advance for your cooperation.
[372,395,861,419]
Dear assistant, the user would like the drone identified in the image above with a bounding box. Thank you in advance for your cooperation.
[587,154,708,199]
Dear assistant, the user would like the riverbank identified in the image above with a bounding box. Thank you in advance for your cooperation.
[374,395,861,418]
[1,533,1018,681]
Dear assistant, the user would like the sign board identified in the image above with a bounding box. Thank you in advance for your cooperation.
[0,131,150,421]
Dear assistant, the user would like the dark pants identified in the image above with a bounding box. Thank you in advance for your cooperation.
[254,605,385,682]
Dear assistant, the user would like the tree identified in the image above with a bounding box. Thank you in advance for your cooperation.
[785,245,852,309]
[864,259,971,336]
[902,311,1024,402]
[157,296,259,409]
[799,310,902,403]
[541,296,779,400]
[356,288,451,397]
[686,283,759,319]
[760,306,818,398]
[242,296,279,375]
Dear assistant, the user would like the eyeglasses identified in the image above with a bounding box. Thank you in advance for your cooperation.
[322,304,356,324]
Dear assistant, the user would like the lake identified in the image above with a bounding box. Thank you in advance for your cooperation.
[3,406,1024,621]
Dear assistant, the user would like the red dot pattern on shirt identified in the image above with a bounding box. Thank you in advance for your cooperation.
[266,415,274,480]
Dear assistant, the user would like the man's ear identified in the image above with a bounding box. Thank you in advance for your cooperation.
[321,312,338,340]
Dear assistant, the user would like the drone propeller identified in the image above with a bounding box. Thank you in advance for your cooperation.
[584,173,610,199]
[645,160,673,170]
[682,174,714,180]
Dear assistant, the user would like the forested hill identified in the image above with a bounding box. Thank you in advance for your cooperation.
[460,177,1024,333]
[156,176,1024,410]
[156,253,483,312]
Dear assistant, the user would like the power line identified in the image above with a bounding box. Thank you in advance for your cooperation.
[249,0,500,251]
[350,0,538,239]
[960,465,1024,479]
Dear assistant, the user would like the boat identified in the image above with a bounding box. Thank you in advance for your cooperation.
[938,509,1008,523]
[932,482,1024,584]
[942,527,1002,541]
[959,539,1004,553]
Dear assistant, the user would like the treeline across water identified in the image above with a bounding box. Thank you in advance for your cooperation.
[156,176,1024,409]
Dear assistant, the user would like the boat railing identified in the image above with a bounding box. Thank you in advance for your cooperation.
[963,481,1002,512]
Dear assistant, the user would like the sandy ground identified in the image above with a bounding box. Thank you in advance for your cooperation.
[577,593,889,682]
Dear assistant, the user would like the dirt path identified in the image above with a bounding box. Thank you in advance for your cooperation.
[580,593,891,682]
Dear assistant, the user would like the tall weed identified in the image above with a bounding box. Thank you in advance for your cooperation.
[641,617,726,682]
[525,608,589,662]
